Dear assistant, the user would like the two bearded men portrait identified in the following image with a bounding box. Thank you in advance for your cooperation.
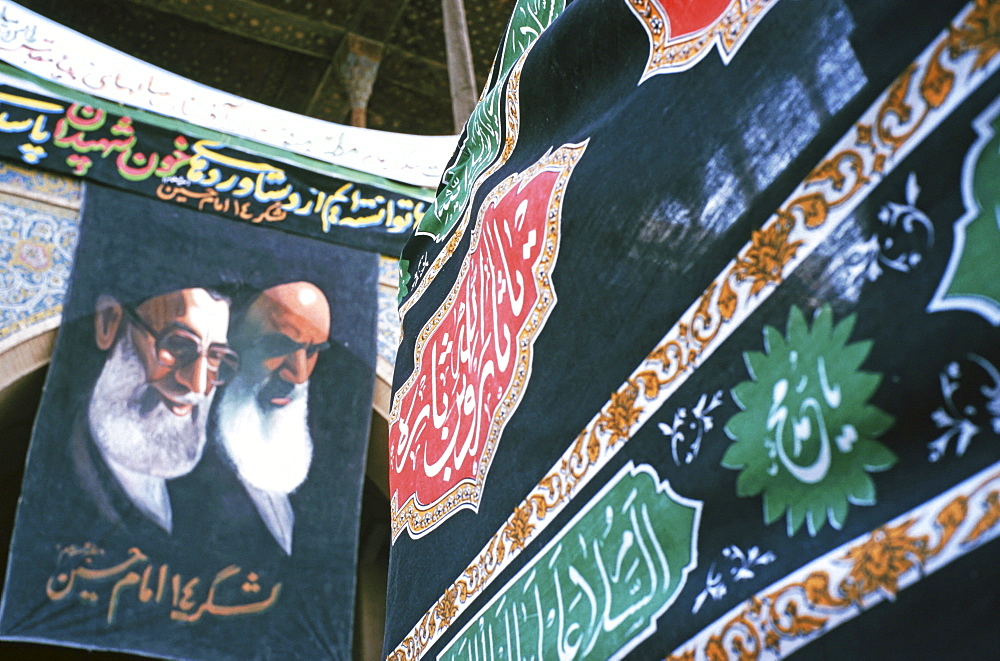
[82,280,331,556]
[0,186,378,658]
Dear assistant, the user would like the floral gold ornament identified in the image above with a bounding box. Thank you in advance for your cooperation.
[667,465,1000,659]
[733,220,804,296]
[965,490,1000,544]
[841,520,928,602]
[435,587,459,627]
[597,381,643,446]
[951,0,1000,71]
[503,504,535,552]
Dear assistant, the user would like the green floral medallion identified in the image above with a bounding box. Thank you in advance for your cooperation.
[722,305,897,536]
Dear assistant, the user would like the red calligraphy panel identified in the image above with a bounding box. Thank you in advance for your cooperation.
[389,143,587,540]
[661,0,732,39]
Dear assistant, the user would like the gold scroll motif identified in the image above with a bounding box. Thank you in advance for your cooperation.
[666,465,1000,659]
[626,0,781,82]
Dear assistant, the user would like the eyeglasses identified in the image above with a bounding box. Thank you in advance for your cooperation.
[122,306,240,386]
[251,333,330,361]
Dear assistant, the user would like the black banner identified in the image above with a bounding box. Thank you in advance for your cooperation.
[385,0,1000,659]
[0,183,377,659]
[0,86,427,256]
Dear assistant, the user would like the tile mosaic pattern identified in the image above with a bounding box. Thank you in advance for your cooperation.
[0,162,83,208]
[0,164,81,355]
[377,256,401,365]
[0,196,80,352]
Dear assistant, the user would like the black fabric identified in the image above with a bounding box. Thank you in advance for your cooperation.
[0,85,424,257]
[386,0,1000,658]
[0,183,378,660]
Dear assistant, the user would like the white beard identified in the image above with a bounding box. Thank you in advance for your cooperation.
[215,370,313,495]
[88,332,211,479]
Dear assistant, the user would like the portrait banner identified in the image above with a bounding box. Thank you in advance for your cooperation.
[385,0,1000,659]
[0,182,378,659]
[0,85,429,256]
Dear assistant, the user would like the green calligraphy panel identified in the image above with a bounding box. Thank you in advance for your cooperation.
[439,462,701,661]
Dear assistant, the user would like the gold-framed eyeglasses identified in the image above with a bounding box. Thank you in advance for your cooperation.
[122,306,240,386]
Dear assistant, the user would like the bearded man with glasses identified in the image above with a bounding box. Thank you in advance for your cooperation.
[77,287,235,534]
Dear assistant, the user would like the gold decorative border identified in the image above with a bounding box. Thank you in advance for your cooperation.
[387,3,1000,658]
[625,0,780,82]
[389,141,588,541]
[397,52,527,321]
[667,462,1000,659]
